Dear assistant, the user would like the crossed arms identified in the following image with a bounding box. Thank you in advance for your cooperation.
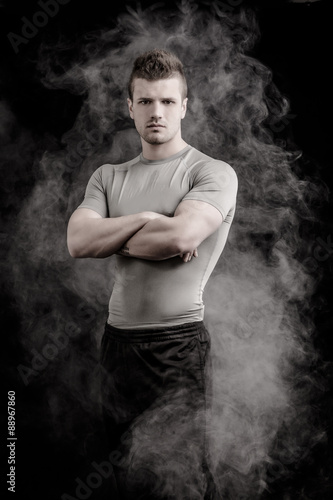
[67,199,223,262]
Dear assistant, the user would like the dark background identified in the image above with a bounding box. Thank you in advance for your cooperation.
[1,0,332,498]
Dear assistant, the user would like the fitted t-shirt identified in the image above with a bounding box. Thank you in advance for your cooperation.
[78,145,238,329]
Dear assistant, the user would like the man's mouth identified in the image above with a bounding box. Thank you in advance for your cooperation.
[147,123,165,128]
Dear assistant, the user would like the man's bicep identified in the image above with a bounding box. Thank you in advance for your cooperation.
[77,166,109,218]
[173,200,223,248]
[181,160,238,222]
[69,207,103,224]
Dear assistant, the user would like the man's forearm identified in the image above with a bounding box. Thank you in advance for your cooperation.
[68,212,157,258]
[117,217,190,261]
[118,200,223,261]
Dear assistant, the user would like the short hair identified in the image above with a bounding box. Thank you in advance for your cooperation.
[128,49,188,101]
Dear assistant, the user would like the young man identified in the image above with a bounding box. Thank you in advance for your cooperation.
[67,49,238,499]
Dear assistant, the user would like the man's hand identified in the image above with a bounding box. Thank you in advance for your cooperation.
[179,249,198,263]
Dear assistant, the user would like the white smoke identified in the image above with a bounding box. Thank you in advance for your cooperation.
[3,1,329,498]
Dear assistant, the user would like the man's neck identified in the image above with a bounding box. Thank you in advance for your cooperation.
[141,138,188,161]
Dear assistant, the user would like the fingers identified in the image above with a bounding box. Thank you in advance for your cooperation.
[183,252,191,262]
[179,249,199,262]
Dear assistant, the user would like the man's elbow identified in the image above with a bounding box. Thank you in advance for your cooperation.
[67,229,87,258]
[67,221,83,258]
[173,233,200,255]
[67,235,112,259]
[67,238,83,258]
[67,222,93,258]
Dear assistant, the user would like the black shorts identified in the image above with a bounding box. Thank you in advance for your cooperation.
[100,320,216,500]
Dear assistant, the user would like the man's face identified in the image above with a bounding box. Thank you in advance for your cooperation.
[127,77,187,146]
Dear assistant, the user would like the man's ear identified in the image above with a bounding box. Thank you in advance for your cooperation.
[181,97,188,119]
[127,98,134,119]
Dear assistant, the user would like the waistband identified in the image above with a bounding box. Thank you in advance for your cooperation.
[104,321,205,343]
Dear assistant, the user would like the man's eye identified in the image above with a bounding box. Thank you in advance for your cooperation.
[139,100,150,105]
[163,100,173,104]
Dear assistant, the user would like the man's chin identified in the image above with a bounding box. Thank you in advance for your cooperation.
[143,135,166,146]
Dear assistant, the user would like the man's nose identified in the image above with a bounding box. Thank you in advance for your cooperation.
[151,102,163,119]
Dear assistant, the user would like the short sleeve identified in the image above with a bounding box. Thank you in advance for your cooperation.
[182,160,238,221]
[77,166,110,218]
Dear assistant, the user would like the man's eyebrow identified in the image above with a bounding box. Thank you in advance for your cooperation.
[136,96,178,100]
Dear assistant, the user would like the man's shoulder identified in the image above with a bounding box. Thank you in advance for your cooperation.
[184,146,237,178]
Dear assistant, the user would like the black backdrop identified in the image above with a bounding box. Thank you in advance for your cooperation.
[1,1,332,499]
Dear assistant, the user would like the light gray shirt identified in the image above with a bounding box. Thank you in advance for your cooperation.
[78,145,238,329]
